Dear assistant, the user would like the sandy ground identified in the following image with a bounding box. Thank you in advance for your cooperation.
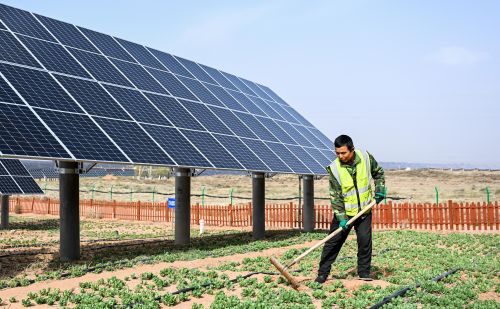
[0,236,394,309]
[34,170,500,203]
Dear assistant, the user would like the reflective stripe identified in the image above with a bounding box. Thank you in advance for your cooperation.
[345,199,372,210]
[342,184,370,198]
[364,150,373,183]
[329,163,341,185]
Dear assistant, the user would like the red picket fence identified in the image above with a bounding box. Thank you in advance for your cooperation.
[7,197,500,231]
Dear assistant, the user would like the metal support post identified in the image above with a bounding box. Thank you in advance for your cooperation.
[252,172,265,240]
[59,161,80,261]
[175,168,191,245]
[303,175,315,232]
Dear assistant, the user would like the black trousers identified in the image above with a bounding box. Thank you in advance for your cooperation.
[318,212,372,277]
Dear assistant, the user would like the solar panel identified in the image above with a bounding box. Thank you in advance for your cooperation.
[0,3,334,175]
[0,158,43,194]
[19,35,91,78]
[0,30,41,68]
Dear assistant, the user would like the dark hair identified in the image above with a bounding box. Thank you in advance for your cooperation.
[334,135,354,151]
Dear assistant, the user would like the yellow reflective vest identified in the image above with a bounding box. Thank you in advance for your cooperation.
[328,149,373,216]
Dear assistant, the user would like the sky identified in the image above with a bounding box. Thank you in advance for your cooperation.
[3,0,499,167]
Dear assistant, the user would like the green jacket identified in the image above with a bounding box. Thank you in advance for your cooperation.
[326,151,385,220]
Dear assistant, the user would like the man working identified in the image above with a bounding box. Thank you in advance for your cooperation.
[316,135,385,283]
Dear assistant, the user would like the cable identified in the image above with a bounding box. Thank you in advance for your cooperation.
[369,268,460,309]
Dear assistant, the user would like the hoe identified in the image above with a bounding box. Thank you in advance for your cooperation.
[270,200,376,289]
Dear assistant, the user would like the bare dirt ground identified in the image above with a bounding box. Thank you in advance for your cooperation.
[35,170,500,204]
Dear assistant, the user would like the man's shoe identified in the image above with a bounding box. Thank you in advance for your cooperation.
[314,274,328,284]
[358,274,373,281]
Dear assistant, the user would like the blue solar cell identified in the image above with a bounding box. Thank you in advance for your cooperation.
[94,117,174,164]
[177,99,233,135]
[0,75,24,105]
[19,36,90,78]
[275,121,314,147]
[209,107,257,139]
[35,14,98,53]
[198,64,238,91]
[220,71,257,96]
[177,76,224,107]
[54,75,130,119]
[144,93,205,130]
[146,68,197,101]
[203,83,246,111]
[309,128,333,149]
[0,21,5,29]
[174,56,218,85]
[36,109,129,162]
[213,134,268,171]
[12,176,43,194]
[226,90,265,116]
[0,30,41,67]
[256,116,297,145]
[143,124,213,168]
[115,38,165,70]
[0,63,83,113]
[265,142,311,174]
[285,145,326,174]
[285,106,314,127]
[240,138,292,173]
[234,112,278,142]
[69,48,132,87]
[0,159,30,176]
[267,102,300,123]
[248,96,284,120]
[0,162,7,175]
[0,176,22,194]
[256,83,289,105]
[239,77,273,101]
[0,4,55,41]
[303,147,331,167]
[180,130,243,170]
[111,59,167,94]
[0,103,70,158]
[78,27,136,62]
[293,125,329,149]
[321,149,336,163]
[146,48,195,78]
[103,85,172,125]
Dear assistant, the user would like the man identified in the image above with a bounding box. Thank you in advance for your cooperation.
[315,135,385,283]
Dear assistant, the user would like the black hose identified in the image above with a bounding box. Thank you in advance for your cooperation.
[369,268,460,309]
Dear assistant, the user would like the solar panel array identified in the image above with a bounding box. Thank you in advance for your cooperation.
[0,158,43,194]
[0,3,334,175]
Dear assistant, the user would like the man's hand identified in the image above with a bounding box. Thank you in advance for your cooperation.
[339,219,349,231]
[375,187,386,204]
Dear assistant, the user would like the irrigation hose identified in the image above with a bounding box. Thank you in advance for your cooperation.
[369,268,460,309]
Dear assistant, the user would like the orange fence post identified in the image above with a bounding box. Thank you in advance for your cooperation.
[137,201,141,221]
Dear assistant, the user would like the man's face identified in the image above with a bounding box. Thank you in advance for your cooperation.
[335,146,355,164]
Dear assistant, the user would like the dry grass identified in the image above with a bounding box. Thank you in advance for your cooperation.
[33,170,500,204]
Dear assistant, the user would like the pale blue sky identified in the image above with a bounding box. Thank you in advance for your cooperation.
[3,0,499,167]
